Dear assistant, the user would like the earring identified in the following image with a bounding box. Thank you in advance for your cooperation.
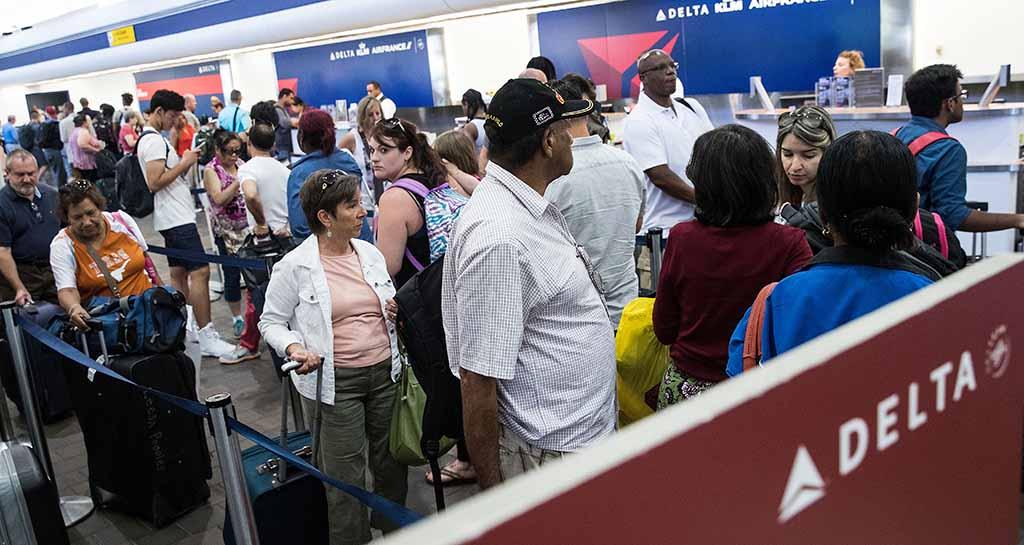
[326,229,333,238]
[822,226,831,237]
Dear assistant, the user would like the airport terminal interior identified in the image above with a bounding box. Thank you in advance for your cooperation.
[2,0,1024,544]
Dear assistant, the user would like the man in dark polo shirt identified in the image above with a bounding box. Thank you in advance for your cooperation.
[0,149,60,308]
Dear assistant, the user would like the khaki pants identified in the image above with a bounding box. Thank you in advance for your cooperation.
[302,359,408,545]
[498,426,567,483]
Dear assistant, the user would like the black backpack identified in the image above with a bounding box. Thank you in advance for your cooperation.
[39,120,62,150]
[192,126,217,166]
[115,131,165,218]
[17,124,35,150]
[392,256,464,480]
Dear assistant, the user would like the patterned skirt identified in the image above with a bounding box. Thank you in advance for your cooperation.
[657,359,717,410]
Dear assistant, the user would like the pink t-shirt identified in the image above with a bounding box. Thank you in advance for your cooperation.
[320,251,391,367]
[119,123,138,154]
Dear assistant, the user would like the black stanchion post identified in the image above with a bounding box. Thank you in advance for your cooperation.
[648,227,664,287]
[206,392,260,545]
[0,302,94,527]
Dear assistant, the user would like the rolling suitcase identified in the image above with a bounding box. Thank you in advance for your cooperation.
[59,327,211,527]
[965,201,989,262]
[0,442,71,545]
[0,304,73,424]
[638,227,665,298]
[223,361,328,545]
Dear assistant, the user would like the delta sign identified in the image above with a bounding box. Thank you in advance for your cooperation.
[538,0,881,97]
[383,255,1024,544]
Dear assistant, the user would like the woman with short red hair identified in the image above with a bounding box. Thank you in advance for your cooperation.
[286,109,363,240]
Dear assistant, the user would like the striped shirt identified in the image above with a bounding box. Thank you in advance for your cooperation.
[442,162,617,452]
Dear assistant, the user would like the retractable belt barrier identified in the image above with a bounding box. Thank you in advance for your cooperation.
[146,245,267,270]
[15,315,423,528]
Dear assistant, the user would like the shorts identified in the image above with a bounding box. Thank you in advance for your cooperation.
[159,223,208,272]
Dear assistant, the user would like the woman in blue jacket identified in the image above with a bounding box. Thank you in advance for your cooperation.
[726,131,940,376]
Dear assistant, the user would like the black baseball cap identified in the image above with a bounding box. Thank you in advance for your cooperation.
[485,78,594,144]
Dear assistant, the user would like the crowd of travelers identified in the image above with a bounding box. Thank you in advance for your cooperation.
[3,50,1024,544]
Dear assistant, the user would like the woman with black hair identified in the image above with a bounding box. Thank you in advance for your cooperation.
[202,129,251,345]
[726,131,939,377]
[460,89,488,155]
[527,55,557,82]
[652,125,812,407]
[369,117,447,287]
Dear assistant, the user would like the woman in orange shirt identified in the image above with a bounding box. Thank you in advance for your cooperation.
[49,180,161,330]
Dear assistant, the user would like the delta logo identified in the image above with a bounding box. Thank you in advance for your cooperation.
[576,30,680,100]
[777,326,1010,523]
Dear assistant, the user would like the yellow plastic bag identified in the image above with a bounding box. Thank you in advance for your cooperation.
[615,297,670,427]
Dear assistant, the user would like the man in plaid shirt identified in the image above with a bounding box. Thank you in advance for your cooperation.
[442,79,617,489]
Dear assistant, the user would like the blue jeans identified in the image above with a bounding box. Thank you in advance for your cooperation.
[214,236,242,304]
[358,215,374,243]
[43,148,65,188]
[61,148,73,178]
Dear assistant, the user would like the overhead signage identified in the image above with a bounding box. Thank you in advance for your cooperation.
[107,25,136,48]
[273,30,433,111]
[381,256,1024,545]
[537,0,881,97]
[134,62,223,117]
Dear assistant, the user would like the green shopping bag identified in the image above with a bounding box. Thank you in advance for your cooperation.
[388,358,456,466]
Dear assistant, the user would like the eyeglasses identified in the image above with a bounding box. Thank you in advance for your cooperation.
[222,146,242,157]
[59,178,94,195]
[948,88,969,102]
[639,61,679,76]
[778,110,827,129]
[29,201,42,223]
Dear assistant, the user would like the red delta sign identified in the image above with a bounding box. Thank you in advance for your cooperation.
[385,255,1024,545]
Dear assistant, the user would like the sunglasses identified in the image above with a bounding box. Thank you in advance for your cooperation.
[221,146,242,157]
[639,61,679,76]
[59,178,95,195]
[378,117,415,144]
[778,110,827,129]
[318,170,345,194]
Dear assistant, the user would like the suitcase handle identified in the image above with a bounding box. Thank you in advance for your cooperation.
[277,359,323,484]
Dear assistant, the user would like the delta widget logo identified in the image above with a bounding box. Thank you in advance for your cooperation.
[985,325,1009,379]
[575,30,680,100]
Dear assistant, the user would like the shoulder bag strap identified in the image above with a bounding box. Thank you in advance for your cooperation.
[931,212,949,260]
[79,233,121,299]
[232,107,240,133]
[742,282,778,371]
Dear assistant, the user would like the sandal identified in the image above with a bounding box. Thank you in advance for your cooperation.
[425,462,477,486]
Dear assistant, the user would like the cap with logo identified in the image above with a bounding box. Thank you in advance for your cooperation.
[484,78,595,144]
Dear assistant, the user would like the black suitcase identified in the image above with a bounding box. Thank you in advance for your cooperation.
[224,361,327,545]
[61,330,211,527]
[0,317,73,424]
[237,233,295,380]
[0,442,71,545]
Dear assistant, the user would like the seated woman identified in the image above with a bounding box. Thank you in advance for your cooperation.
[370,118,448,288]
[726,131,940,377]
[652,125,812,407]
[259,170,407,544]
[50,180,160,330]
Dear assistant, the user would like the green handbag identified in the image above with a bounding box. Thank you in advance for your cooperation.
[388,354,456,466]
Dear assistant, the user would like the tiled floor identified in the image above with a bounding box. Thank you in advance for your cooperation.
[3,211,477,545]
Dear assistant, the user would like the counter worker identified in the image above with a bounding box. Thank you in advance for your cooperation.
[623,49,713,235]
[895,64,1024,233]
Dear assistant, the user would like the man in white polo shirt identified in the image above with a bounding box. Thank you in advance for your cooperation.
[624,49,714,232]
[139,89,233,358]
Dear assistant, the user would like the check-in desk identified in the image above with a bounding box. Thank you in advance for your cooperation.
[735,104,1024,255]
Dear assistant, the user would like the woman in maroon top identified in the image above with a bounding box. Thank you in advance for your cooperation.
[653,125,812,408]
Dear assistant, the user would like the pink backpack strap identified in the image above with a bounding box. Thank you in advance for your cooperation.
[931,212,949,260]
[913,210,924,239]
[906,131,954,156]
[381,178,431,273]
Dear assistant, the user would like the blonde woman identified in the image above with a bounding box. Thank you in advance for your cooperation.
[833,50,865,77]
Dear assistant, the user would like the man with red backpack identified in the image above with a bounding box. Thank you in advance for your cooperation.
[894,64,1024,233]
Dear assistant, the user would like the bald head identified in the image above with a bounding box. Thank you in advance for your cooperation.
[637,49,678,100]
[184,94,197,112]
[519,68,548,83]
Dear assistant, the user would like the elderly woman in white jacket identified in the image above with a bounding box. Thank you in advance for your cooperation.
[259,169,407,544]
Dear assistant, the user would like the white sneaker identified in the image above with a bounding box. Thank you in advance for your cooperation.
[198,324,235,358]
